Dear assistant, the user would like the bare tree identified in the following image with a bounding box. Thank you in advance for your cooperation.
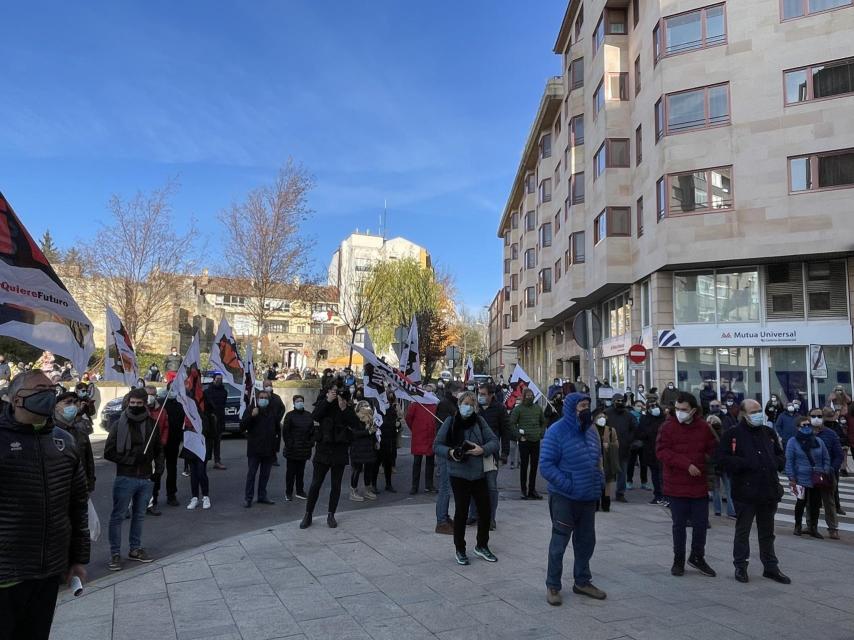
[339,275,384,366]
[83,180,195,350]
[219,160,315,344]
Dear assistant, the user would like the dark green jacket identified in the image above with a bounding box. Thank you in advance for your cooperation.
[509,402,546,442]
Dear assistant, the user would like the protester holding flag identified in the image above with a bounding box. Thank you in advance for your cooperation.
[154,385,185,508]
[0,370,90,640]
[104,387,164,571]
[372,388,400,494]
[301,386,356,529]
[240,388,279,508]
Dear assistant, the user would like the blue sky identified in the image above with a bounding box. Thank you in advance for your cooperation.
[0,1,564,310]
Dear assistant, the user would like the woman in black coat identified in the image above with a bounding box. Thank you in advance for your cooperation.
[350,401,379,501]
[301,386,356,529]
[636,395,666,505]
[282,394,315,500]
[372,394,400,493]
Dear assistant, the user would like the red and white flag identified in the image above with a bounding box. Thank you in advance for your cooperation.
[239,344,256,419]
[104,306,138,386]
[174,332,206,461]
[209,318,244,388]
[505,363,543,410]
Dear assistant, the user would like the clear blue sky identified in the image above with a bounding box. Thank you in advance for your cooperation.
[0,1,564,310]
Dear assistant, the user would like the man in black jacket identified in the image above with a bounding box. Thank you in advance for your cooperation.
[154,388,185,507]
[163,346,182,383]
[605,393,636,502]
[241,389,279,507]
[282,394,314,500]
[715,399,790,585]
[104,387,164,572]
[262,381,286,466]
[204,374,228,470]
[0,371,90,640]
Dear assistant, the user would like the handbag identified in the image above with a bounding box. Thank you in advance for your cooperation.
[811,469,833,489]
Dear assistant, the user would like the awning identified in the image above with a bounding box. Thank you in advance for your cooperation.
[327,353,364,367]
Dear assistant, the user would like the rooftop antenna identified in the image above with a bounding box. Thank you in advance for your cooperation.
[382,199,387,241]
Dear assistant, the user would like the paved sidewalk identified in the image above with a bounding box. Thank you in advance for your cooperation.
[51,495,854,640]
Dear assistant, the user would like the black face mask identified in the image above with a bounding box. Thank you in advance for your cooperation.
[614,402,625,411]
[577,408,592,430]
[128,405,147,416]
[19,389,57,417]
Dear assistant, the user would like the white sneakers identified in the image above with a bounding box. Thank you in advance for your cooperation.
[202,496,211,510]
[349,487,365,502]
[187,497,198,510]
[363,489,377,501]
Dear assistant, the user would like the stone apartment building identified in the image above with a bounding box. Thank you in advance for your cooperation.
[497,0,854,407]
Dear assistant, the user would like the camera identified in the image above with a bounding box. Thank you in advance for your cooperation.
[451,441,476,461]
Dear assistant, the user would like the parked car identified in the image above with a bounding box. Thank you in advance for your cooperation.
[439,370,452,382]
[472,374,490,386]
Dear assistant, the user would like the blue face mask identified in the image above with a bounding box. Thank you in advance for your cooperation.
[459,404,474,418]
[258,399,270,408]
[61,405,79,421]
[477,395,488,406]
[798,426,812,435]
[294,402,305,410]
[747,412,765,427]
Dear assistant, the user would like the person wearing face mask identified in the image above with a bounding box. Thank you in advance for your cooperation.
[540,393,607,604]
[661,381,679,408]
[774,400,801,448]
[785,416,831,539]
[406,389,439,495]
[838,413,850,477]
[635,384,647,405]
[434,383,460,533]
[765,395,784,425]
[826,385,851,418]
[720,393,740,431]
[53,391,96,495]
[433,391,499,566]
[604,393,635,502]
[0,371,91,639]
[163,347,182,383]
[715,400,790,584]
[145,363,161,383]
[371,389,400,494]
[203,373,229,470]
[627,401,651,492]
[144,386,169,516]
[240,390,279,508]
[637,395,666,505]
[812,408,843,538]
[104,386,164,571]
[656,392,718,578]
[510,388,546,500]
[260,382,286,467]
[153,384,185,508]
[282,394,314,501]
[698,381,717,415]
[593,410,620,512]
[467,383,507,528]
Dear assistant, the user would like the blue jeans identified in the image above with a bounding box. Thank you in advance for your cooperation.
[468,468,498,522]
[669,497,709,561]
[712,474,736,516]
[616,459,628,496]
[546,494,597,591]
[109,476,153,556]
[436,456,451,524]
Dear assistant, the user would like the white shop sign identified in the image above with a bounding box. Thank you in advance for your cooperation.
[658,322,853,348]
[600,334,631,357]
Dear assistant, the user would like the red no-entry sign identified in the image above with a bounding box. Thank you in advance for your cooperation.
[628,344,647,364]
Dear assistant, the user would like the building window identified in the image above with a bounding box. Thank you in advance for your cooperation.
[511,305,518,322]
[594,139,630,178]
[593,79,605,118]
[782,0,853,21]
[635,125,643,165]
[785,57,854,105]
[504,258,511,274]
[503,231,510,246]
[554,162,561,186]
[554,114,562,137]
[503,286,510,302]
[525,210,536,231]
[510,273,518,291]
[571,172,585,204]
[265,321,289,334]
[665,83,730,134]
[555,258,562,282]
[540,133,552,159]
[636,196,644,237]
[633,0,640,27]
[789,149,854,192]
[575,4,584,38]
[594,207,631,244]
[569,231,585,264]
[525,248,536,269]
[666,166,734,215]
[525,173,536,193]
[641,280,651,327]
[503,314,511,329]
[653,23,662,63]
[655,98,664,141]
[570,57,584,89]
[594,7,627,54]
[571,115,585,146]
[634,55,641,95]
[554,211,561,233]
[220,294,247,307]
[510,243,518,260]
[539,178,552,203]
[511,211,519,229]
[656,177,666,220]
[539,268,553,293]
[601,292,632,338]
[540,222,553,248]
[525,286,536,307]
[674,269,759,323]
[564,249,570,271]
[657,3,727,60]
[607,73,629,100]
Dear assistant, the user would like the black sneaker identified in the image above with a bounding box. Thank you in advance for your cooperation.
[167,496,179,507]
[299,513,312,529]
[327,513,338,528]
[284,494,293,502]
[128,548,154,564]
[529,490,543,500]
[455,550,470,566]
[473,546,498,563]
[671,561,685,576]
[295,491,307,500]
[108,554,122,572]
[688,555,717,577]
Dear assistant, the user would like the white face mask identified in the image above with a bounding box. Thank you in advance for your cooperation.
[650,407,661,417]
[676,410,692,424]
[595,416,606,427]
[810,417,823,427]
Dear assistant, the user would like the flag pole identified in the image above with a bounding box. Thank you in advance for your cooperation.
[143,345,191,455]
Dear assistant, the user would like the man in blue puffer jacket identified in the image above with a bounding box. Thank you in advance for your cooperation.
[540,392,606,606]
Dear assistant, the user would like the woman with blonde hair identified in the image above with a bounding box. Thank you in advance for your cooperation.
[349,400,379,501]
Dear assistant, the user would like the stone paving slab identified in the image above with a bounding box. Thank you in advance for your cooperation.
[51,494,854,640]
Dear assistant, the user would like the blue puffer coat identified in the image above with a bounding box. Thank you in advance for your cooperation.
[539,393,604,501]
[784,435,830,487]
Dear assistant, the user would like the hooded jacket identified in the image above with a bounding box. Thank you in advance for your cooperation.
[539,393,604,502]
[774,410,800,447]
[656,412,717,499]
[53,414,96,493]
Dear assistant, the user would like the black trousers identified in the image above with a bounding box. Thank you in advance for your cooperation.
[519,440,541,493]
[351,463,374,489]
[306,462,345,515]
[412,454,435,491]
[732,501,779,570]
[212,418,223,463]
[285,458,307,496]
[0,576,60,640]
[794,487,821,527]
[188,452,209,498]
[373,448,394,487]
[245,455,274,502]
[153,442,180,502]
[627,449,649,484]
[450,476,491,553]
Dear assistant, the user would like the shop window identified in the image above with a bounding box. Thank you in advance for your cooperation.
[675,347,718,395]
[769,347,809,404]
[674,271,716,323]
[716,269,760,322]
[813,346,852,406]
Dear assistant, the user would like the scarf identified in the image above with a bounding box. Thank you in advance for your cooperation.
[795,430,817,466]
[446,412,478,447]
[116,409,148,454]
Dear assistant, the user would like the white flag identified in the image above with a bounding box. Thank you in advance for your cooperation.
[398,317,421,383]
[174,332,206,461]
[464,356,474,383]
[104,306,138,385]
[0,193,94,373]
[209,318,244,387]
[509,363,544,401]
[239,344,256,419]
[351,342,438,405]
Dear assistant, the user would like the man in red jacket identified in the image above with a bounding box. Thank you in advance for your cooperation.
[656,392,718,578]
